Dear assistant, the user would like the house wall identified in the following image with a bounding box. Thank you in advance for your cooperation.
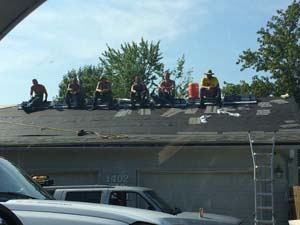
[0,145,297,225]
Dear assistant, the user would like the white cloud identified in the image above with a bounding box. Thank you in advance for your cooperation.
[0,0,209,77]
[4,1,207,55]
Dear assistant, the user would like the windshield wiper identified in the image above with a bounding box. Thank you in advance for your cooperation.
[0,192,36,199]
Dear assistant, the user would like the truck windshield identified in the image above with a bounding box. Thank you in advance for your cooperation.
[0,158,53,201]
[144,191,175,215]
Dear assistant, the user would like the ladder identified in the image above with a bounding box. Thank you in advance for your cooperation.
[248,131,276,225]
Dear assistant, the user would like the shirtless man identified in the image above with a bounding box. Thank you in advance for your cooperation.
[22,79,48,113]
[65,77,82,108]
[158,71,176,103]
[30,79,48,104]
[130,75,149,107]
[93,76,113,109]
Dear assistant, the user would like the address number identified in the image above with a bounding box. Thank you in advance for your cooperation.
[106,174,129,184]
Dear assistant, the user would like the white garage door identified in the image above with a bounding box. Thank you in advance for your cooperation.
[48,171,98,185]
[137,170,253,222]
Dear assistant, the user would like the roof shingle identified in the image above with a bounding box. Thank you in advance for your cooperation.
[0,97,299,147]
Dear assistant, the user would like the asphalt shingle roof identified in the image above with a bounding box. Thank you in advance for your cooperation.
[0,97,299,147]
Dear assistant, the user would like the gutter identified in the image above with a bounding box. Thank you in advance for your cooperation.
[0,141,299,149]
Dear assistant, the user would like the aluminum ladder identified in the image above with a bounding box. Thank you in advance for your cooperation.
[248,131,275,225]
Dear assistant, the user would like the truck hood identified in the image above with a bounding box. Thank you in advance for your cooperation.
[176,212,242,225]
[3,200,181,225]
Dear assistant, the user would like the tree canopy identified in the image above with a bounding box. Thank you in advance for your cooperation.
[237,0,300,103]
[100,38,164,98]
[168,55,193,98]
[222,80,251,97]
[222,76,280,97]
[57,65,102,102]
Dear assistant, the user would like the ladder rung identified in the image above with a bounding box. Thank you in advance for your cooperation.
[256,193,272,196]
[255,219,274,224]
[255,165,272,169]
[257,206,273,210]
[255,179,273,182]
[254,153,273,156]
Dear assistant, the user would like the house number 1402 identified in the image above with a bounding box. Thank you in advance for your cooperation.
[106,174,129,184]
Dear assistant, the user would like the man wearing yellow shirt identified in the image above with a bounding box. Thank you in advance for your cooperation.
[200,69,221,106]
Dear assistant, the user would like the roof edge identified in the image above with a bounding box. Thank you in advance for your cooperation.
[0,141,299,149]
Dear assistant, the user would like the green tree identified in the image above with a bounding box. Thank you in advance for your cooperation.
[222,75,281,97]
[57,65,102,102]
[250,75,275,97]
[99,38,164,98]
[237,0,300,103]
[169,55,193,98]
[222,80,251,96]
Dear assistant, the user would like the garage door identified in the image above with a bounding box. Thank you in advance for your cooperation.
[137,170,253,222]
[47,171,98,185]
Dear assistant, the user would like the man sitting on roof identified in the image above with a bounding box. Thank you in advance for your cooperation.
[23,79,48,113]
[200,69,221,106]
[130,75,149,107]
[93,76,113,109]
[158,71,176,104]
[65,77,82,109]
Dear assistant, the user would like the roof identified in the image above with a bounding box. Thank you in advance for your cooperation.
[0,97,299,147]
[0,0,45,41]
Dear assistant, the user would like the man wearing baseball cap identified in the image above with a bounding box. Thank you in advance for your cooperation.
[200,69,221,106]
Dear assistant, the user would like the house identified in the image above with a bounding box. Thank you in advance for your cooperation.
[0,97,299,225]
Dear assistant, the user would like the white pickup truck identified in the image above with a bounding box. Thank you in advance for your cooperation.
[0,157,241,225]
[44,185,242,225]
[0,157,191,225]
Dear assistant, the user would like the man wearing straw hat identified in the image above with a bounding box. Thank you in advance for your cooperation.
[200,69,221,106]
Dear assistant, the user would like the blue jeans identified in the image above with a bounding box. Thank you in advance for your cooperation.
[65,92,82,108]
[93,91,113,107]
[28,95,43,107]
[22,95,44,113]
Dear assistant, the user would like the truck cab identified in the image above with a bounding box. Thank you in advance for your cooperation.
[0,157,188,225]
[0,158,53,202]
[44,185,242,225]
[45,185,175,214]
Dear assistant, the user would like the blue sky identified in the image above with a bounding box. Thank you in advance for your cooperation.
[0,0,292,104]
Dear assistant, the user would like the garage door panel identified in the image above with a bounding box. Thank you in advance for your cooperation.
[138,171,253,221]
[49,172,98,185]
